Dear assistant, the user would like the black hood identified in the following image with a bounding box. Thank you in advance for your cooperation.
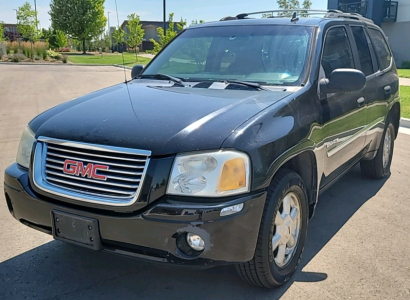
[30,80,292,156]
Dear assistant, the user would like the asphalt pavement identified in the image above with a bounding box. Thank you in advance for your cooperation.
[1,64,410,300]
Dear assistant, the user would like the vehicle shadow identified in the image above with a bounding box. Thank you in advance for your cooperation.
[0,164,388,300]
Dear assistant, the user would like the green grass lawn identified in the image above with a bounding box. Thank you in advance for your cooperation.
[398,69,410,78]
[66,52,152,66]
[401,85,410,119]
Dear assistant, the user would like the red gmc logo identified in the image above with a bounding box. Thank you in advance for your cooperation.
[63,159,109,181]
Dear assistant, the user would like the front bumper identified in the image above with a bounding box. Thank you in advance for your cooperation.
[4,163,266,266]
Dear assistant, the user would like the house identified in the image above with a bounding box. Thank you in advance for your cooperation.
[328,0,409,66]
[2,23,18,34]
[120,20,182,51]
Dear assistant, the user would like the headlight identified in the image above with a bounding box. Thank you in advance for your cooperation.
[167,150,250,197]
[16,126,36,168]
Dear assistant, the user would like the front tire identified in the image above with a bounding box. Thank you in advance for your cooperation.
[360,120,395,179]
[235,169,309,288]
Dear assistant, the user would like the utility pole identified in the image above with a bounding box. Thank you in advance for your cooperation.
[33,0,38,31]
[163,0,166,33]
[13,9,18,24]
[107,11,111,51]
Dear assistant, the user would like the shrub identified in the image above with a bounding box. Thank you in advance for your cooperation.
[42,48,47,60]
[11,53,25,62]
[6,42,10,54]
[59,47,71,52]
[20,42,34,59]
[34,55,41,60]
[33,41,48,60]
[401,60,410,69]
[12,42,18,54]
[62,54,68,63]
[47,49,61,60]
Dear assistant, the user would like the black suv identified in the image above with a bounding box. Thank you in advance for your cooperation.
[4,9,400,288]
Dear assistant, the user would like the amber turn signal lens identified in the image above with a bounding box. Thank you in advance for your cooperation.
[218,158,247,192]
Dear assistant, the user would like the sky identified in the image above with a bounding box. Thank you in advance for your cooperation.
[0,0,328,31]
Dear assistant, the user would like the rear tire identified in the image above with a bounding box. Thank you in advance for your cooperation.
[235,169,309,288]
[360,120,395,179]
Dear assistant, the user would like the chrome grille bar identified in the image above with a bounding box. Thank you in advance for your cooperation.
[47,152,144,169]
[45,171,140,188]
[47,145,148,162]
[45,164,143,180]
[45,177,135,195]
[32,137,151,206]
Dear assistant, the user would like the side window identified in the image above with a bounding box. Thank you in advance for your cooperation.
[321,27,354,78]
[368,28,392,70]
[351,26,374,76]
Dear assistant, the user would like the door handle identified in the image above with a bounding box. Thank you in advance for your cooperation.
[357,97,365,107]
[384,85,391,95]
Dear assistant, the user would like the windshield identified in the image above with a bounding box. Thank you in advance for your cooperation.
[142,25,313,86]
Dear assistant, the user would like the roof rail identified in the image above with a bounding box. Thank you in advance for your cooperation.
[219,9,374,24]
[235,9,328,19]
[325,10,374,24]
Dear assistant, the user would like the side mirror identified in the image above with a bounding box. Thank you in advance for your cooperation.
[319,69,366,99]
[131,65,144,78]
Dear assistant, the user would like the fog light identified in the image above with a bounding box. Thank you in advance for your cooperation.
[186,233,205,251]
[220,203,244,217]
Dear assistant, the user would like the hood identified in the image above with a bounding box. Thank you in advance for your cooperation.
[30,80,292,156]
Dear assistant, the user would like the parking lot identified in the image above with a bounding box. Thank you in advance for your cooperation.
[1,64,410,299]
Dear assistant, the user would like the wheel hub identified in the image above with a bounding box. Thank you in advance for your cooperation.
[271,192,301,267]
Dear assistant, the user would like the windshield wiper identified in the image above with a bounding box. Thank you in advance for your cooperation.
[220,79,268,91]
[139,73,185,86]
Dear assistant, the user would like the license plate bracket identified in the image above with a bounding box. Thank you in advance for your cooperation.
[51,211,101,250]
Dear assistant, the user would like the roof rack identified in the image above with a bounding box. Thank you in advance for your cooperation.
[325,10,374,23]
[235,9,328,19]
[220,9,374,24]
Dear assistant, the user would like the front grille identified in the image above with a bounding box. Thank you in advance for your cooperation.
[32,137,151,206]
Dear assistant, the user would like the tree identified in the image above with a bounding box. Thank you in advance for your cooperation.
[125,14,144,61]
[94,33,111,52]
[49,0,107,54]
[150,13,185,53]
[276,0,312,16]
[0,22,4,42]
[55,30,67,49]
[112,27,125,52]
[16,2,40,42]
[190,19,205,27]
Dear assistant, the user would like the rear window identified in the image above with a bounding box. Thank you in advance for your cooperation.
[368,28,392,70]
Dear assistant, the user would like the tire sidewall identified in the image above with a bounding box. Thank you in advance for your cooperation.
[261,174,309,285]
[380,122,395,177]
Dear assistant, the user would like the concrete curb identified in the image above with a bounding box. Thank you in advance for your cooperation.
[0,62,113,67]
[0,62,138,69]
[113,64,132,70]
[400,118,410,129]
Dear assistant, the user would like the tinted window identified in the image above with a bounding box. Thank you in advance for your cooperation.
[351,26,374,76]
[143,25,313,86]
[368,28,392,70]
[321,27,354,78]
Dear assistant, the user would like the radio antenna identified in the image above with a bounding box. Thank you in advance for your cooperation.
[114,0,127,83]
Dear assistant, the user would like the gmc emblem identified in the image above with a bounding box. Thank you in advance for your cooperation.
[63,159,109,181]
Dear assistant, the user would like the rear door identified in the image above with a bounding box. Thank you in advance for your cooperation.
[363,26,399,153]
[348,25,380,151]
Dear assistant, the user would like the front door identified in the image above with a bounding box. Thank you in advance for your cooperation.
[319,25,368,188]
